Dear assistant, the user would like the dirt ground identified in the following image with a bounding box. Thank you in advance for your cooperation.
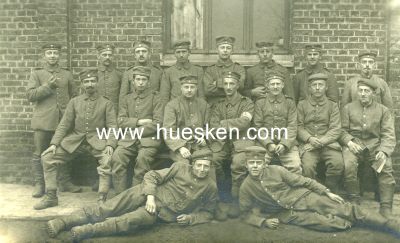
[0,218,400,243]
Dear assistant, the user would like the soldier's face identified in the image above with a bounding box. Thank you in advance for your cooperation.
[82,77,98,94]
[192,160,211,179]
[43,50,60,65]
[258,48,273,63]
[357,85,374,104]
[174,48,190,63]
[246,159,265,178]
[309,80,327,98]
[217,44,233,60]
[223,78,239,96]
[133,74,149,92]
[181,83,197,98]
[134,47,149,64]
[98,50,113,66]
[267,79,284,96]
[306,51,321,66]
[359,57,376,76]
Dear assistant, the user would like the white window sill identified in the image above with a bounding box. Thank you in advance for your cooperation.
[159,54,294,68]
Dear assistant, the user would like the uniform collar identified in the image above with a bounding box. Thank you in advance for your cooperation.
[45,64,61,73]
[225,93,241,106]
[308,95,327,106]
[358,99,374,108]
[305,63,324,74]
[179,95,196,103]
[83,91,100,101]
[360,72,373,79]
[132,88,151,99]
[217,58,233,67]
[259,60,277,69]
[98,63,114,72]
[134,61,152,68]
[176,61,191,70]
[268,93,285,103]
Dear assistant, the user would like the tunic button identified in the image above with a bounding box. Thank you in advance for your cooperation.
[277,200,280,203]
[363,124,366,127]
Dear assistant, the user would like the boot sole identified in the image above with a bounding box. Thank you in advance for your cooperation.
[33,202,58,210]
[47,221,58,238]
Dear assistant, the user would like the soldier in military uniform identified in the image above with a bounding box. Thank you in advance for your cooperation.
[111,66,164,194]
[46,149,217,241]
[34,69,118,210]
[244,42,294,100]
[163,75,210,164]
[95,43,122,112]
[297,73,344,193]
[26,43,80,198]
[209,71,254,219]
[119,40,164,105]
[293,44,339,104]
[341,79,396,218]
[253,71,302,174]
[240,146,400,234]
[160,40,205,102]
[341,51,393,109]
[204,36,246,106]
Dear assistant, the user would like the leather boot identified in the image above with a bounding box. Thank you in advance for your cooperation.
[31,158,45,198]
[33,190,58,210]
[112,175,127,195]
[71,218,117,241]
[344,179,360,205]
[325,175,341,194]
[58,163,82,193]
[227,199,240,218]
[379,183,395,218]
[47,210,88,238]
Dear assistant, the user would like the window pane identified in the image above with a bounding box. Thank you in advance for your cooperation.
[253,0,285,48]
[211,0,244,50]
[171,0,204,49]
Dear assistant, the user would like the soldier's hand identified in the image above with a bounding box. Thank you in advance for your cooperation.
[179,147,191,159]
[251,87,267,98]
[326,192,345,204]
[138,119,153,126]
[104,146,114,156]
[47,76,58,89]
[275,144,286,155]
[263,218,279,229]
[145,195,157,214]
[267,144,276,153]
[176,214,192,225]
[375,151,387,161]
[303,143,314,152]
[195,137,206,146]
[347,141,363,154]
[308,137,323,148]
[41,145,57,156]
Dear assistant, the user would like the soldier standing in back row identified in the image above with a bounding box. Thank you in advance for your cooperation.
[26,43,80,198]
[204,36,246,106]
[160,40,205,103]
[95,44,122,112]
[341,51,393,109]
[119,40,164,106]
[244,42,294,100]
[293,44,339,104]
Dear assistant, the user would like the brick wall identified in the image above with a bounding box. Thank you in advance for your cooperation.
[1,0,399,187]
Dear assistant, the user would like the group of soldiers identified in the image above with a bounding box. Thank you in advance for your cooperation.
[26,36,399,240]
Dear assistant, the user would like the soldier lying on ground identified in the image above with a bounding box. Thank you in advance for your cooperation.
[240,146,400,235]
[46,149,217,241]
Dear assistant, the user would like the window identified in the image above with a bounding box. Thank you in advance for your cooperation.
[163,0,291,54]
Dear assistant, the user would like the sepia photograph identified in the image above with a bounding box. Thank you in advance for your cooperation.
[0,0,400,242]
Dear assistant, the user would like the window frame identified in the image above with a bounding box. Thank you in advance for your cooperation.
[162,0,291,55]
